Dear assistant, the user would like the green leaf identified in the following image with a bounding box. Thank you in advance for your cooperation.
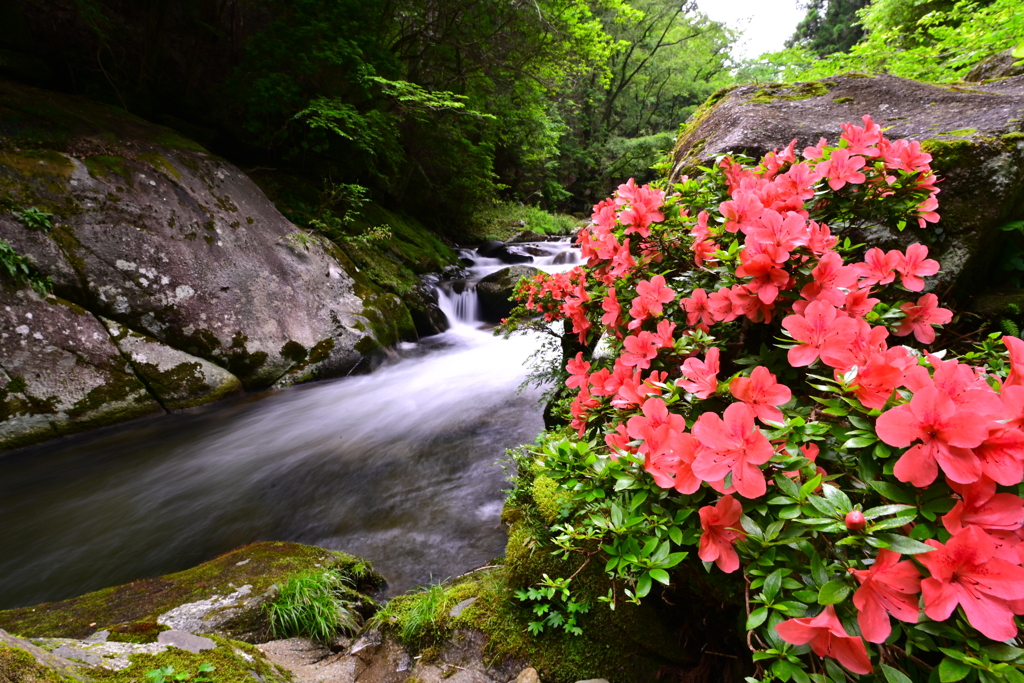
[821,484,852,513]
[843,436,878,449]
[876,533,936,555]
[817,580,851,605]
[881,663,913,683]
[939,656,972,683]
[635,572,652,598]
[668,526,683,545]
[983,643,1024,661]
[764,569,785,602]
[869,480,917,504]
[810,552,828,587]
[863,504,916,519]
[775,474,801,499]
[746,606,769,630]
[649,568,671,585]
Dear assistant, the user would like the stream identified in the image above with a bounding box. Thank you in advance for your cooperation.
[0,239,579,610]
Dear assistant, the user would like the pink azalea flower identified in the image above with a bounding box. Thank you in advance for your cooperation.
[736,250,789,304]
[729,366,792,424]
[692,402,774,498]
[918,525,1024,641]
[565,352,590,389]
[781,300,859,368]
[679,347,720,399]
[729,285,776,323]
[707,287,739,323]
[601,288,621,329]
[849,352,904,410]
[775,605,873,675]
[698,494,746,572]
[719,189,764,233]
[681,288,715,331]
[1003,335,1024,388]
[875,386,988,486]
[621,331,661,370]
[855,247,900,287]
[800,251,859,307]
[817,148,867,191]
[803,137,829,161]
[851,548,922,643]
[943,477,1024,535]
[807,220,837,255]
[629,274,675,324]
[894,244,939,292]
[895,293,952,344]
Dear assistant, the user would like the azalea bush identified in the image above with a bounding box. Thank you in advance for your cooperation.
[504,116,1024,683]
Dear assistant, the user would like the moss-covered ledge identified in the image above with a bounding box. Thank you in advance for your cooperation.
[0,542,384,644]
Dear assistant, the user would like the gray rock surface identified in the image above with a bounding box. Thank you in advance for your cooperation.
[476,266,542,324]
[0,628,89,681]
[156,630,216,653]
[670,74,1024,298]
[101,317,243,411]
[0,289,164,451]
[0,79,388,451]
[258,629,524,683]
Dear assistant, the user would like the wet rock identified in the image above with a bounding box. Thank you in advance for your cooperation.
[101,317,243,411]
[0,289,164,452]
[476,240,534,264]
[509,230,546,243]
[515,668,541,683]
[156,630,216,653]
[405,275,449,338]
[476,266,542,324]
[670,74,1024,299]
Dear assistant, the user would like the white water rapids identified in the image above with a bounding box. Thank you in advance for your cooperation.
[0,239,578,609]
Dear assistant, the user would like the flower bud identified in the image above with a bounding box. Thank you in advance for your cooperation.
[845,510,866,532]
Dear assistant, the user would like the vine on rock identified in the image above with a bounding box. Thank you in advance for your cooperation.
[504,116,1024,683]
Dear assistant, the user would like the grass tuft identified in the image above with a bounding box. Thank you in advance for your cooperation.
[265,570,361,642]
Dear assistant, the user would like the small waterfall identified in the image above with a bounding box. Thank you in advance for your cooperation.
[436,237,582,328]
[436,284,480,326]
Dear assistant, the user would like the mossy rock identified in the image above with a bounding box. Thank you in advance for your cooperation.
[76,635,292,683]
[476,266,541,324]
[0,542,384,644]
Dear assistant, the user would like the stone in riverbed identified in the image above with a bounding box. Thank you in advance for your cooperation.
[476,265,541,324]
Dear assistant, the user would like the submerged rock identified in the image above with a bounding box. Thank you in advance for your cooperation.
[476,266,541,323]
[670,73,1024,299]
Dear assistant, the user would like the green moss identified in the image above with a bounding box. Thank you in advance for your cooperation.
[7,375,27,394]
[670,85,740,178]
[131,358,240,412]
[530,475,568,524]
[62,369,155,427]
[83,156,130,182]
[939,128,978,137]
[0,542,383,641]
[1004,132,1024,143]
[280,341,308,364]
[353,335,382,357]
[920,138,982,173]
[747,81,830,105]
[105,621,168,644]
[0,644,77,683]
[839,71,877,78]
[374,563,698,683]
[85,635,290,683]
[833,96,855,104]
[223,333,269,386]
[137,152,182,181]
[359,293,417,349]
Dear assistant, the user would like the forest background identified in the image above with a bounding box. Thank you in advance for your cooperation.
[5,0,1022,244]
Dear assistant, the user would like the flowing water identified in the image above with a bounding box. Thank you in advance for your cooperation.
[0,239,578,610]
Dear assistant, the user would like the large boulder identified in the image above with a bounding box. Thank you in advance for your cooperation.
[670,73,1024,299]
[0,80,391,451]
[476,266,541,324]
